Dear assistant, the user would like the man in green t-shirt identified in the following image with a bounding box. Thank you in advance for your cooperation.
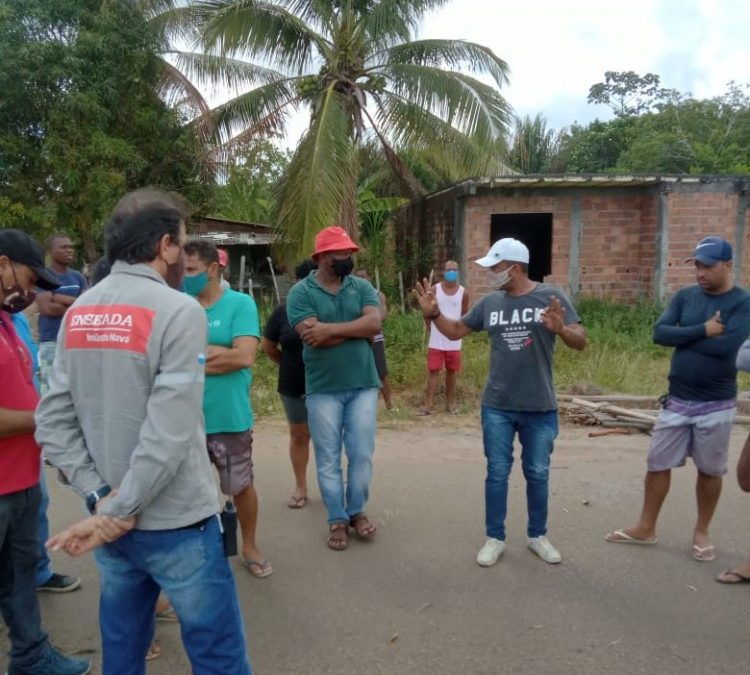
[286,226,382,552]
[183,241,271,579]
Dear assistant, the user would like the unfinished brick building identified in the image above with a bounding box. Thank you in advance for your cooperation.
[394,175,750,302]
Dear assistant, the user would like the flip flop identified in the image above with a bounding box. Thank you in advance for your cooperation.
[715,569,750,584]
[605,529,658,545]
[155,605,178,623]
[146,640,161,661]
[416,409,431,417]
[287,495,308,509]
[692,544,716,562]
[242,559,273,578]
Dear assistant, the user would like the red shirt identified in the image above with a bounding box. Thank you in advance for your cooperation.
[0,311,40,495]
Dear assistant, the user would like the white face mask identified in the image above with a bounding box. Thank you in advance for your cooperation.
[488,265,514,289]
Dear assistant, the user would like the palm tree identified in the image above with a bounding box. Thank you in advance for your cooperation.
[182,0,512,259]
[507,113,564,174]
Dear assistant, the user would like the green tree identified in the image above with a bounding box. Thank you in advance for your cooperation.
[213,138,292,223]
[587,71,675,118]
[185,0,511,260]
[0,0,212,260]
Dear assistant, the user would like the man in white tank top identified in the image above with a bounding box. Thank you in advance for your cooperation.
[418,259,469,415]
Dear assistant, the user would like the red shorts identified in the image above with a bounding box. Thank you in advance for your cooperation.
[427,348,461,372]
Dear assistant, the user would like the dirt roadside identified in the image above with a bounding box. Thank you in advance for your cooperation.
[4,417,749,674]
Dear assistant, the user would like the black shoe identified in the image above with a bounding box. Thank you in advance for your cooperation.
[36,573,81,593]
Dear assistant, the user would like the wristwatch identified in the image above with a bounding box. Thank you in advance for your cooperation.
[86,485,112,514]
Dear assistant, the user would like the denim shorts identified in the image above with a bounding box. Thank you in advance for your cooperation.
[280,393,308,425]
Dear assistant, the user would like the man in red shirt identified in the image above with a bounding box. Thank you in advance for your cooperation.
[0,229,91,675]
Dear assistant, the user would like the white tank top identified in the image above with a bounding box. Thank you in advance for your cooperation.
[429,283,465,350]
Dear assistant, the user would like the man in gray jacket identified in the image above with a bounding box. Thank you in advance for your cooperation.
[36,191,252,675]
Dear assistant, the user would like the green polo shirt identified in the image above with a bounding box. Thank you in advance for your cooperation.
[286,272,381,395]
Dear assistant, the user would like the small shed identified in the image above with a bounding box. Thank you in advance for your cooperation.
[189,216,289,300]
[395,174,750,302]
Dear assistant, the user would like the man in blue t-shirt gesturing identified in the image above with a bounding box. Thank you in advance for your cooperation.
[607,236,750,562]
[35,234,88,395]
[414,238,587,567]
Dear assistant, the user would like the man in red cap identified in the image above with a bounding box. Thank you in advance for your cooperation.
[286,226,382,551]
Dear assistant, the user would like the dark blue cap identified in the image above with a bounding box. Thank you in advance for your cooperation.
[688,236,732,265]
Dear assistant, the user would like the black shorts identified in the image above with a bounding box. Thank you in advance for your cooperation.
[372,340,388,380]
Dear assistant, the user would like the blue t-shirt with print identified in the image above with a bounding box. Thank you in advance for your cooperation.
[38,268,88,342]
[203,289,260,434]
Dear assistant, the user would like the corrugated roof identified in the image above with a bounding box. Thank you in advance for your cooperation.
[188,231,276,246]
[418,174,746,200]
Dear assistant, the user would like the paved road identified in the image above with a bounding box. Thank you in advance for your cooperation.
[4,418,749,674]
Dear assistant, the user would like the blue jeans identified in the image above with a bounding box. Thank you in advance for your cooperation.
[306,387,379,524]
[481,407,559,540]
[93,515,251,675]
[35,466,53,586]
[0,485,54,671]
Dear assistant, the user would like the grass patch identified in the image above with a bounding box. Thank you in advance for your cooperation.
[250,297,749,416]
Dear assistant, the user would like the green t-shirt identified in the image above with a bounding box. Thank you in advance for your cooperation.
[203,289,260,433]
[286,272,380,394]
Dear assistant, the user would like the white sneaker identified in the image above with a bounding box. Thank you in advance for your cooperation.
[527,536,562,564]
[477,538,506,567]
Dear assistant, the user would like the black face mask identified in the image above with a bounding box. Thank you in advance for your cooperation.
[1,264,36,313]
[331,257,354,278]
[164,247,185,290]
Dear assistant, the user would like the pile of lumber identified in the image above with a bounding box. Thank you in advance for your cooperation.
[559,394,750,437]
[559,396,657,436]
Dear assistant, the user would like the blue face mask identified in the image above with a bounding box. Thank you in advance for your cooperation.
[444,270,459,283]
[183,271,209,296]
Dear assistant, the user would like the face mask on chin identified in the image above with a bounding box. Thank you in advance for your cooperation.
[488,265,514,290]
[331,256,354,278]
[1,264,36,313]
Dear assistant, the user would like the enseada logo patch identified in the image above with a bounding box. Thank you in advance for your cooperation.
[65,304,155,353]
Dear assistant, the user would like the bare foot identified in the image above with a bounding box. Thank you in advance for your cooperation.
[605,527,657,544]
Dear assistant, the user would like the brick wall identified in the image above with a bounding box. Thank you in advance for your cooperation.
[395,178,749,303]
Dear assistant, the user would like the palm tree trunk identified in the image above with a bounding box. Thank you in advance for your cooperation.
[337,174,359,241]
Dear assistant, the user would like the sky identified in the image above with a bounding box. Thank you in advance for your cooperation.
[419,0,750,130]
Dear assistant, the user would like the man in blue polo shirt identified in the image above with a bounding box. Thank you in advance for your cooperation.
[607,236,750,562]
[286,226,382,552]
[35,234,87,395]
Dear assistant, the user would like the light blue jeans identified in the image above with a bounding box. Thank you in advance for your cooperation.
[93,515,251,675]
[481,407,559,540]
[306,387,379,524]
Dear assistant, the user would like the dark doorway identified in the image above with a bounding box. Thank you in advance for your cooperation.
[490,213,553,282]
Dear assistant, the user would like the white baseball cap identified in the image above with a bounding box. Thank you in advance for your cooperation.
[475,238,529,267]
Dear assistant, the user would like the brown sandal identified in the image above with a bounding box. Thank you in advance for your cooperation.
[350,514,377,539]
[327,522,349,551]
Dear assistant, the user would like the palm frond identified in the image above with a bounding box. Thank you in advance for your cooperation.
[165,50,288,94]
[275,85,358,260]
[208,78,300,143]
[376,64,511,143]
[194,0,330,74]
[376,91,511,177]
[359,0,451,46]
[373,39,509,89]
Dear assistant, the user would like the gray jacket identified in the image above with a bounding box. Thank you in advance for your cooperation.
[35,262,219,529]
[738,339,750,372]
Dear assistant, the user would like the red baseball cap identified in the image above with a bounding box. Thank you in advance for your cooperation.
[217,248,229,267]
[313,226,358,259]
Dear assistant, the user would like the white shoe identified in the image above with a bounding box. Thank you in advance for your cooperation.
[527,536,562,564]
[477,538,505,567]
